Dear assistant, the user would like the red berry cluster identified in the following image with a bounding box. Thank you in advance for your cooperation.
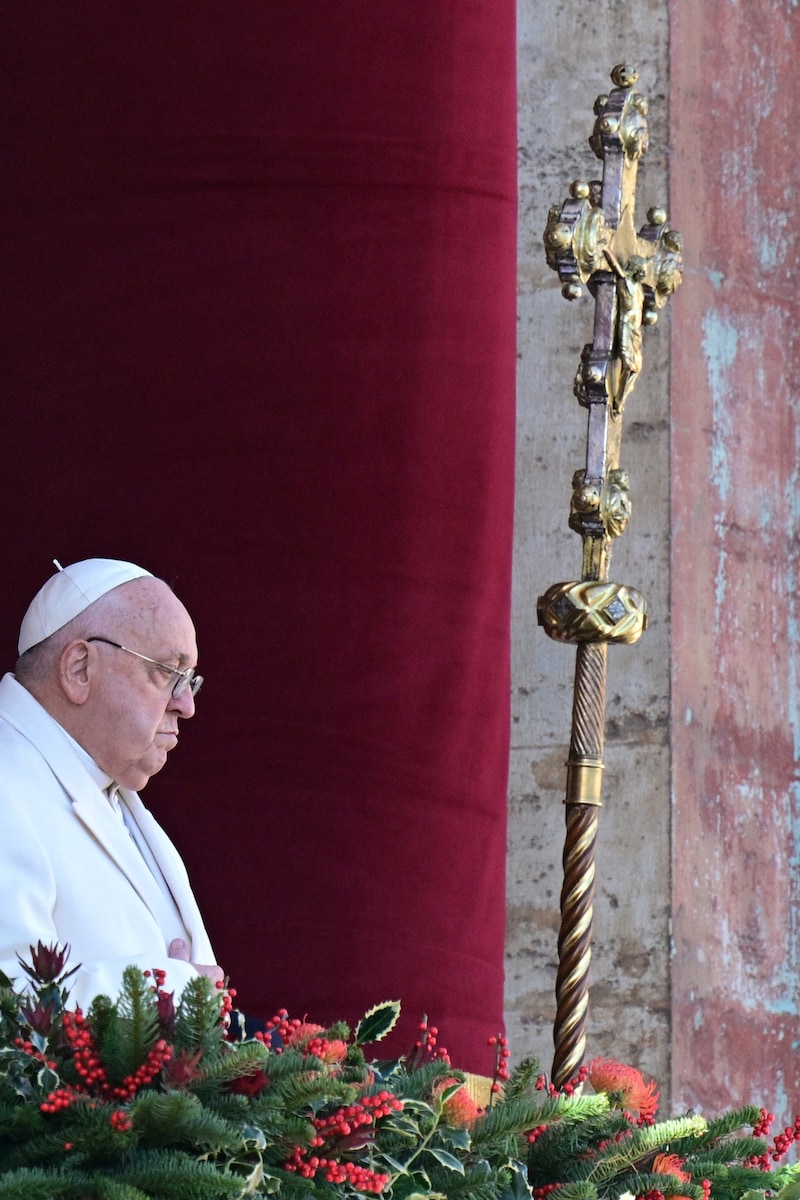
[284,1146,389,1193]
[534,1064,589,1098]
[771,1116,800,1160]
[313,1092,402,1141]
[62,1010,109,1090]
[560,1064,589,1096]
[303,1034,336,1060]
[62,1009,172,1101]
[410,1018,451,1068]
[257,1008,301,1051]
[255,1011,345,1063]
[532,1183,562,1198]
[700,1179,711,1200]
[487,1033,510,1094]
[284,1090,402,1189]
[527,1123,548,1144]
[109,1110,133,1133]
[595,1130,631,1152]
[40,1088,81,1115]
[108,1038,173,1102]
[748,1110,800,1169]
[752,1108,773,1139]
[14,1035,58,1072]
[322,1161,390,1192]
[215,977,237,1022]
[40,1005,172,1118]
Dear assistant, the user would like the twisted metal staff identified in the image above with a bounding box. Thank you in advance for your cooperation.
[538,65,683,1087]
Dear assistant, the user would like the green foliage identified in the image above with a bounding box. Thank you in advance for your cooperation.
[0,946,797,1200]
[171,974,224,1054]
[355,1001,402,1046]
[130,1090,246,1150]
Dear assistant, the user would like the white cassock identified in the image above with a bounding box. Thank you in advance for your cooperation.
[0,672,216,1008]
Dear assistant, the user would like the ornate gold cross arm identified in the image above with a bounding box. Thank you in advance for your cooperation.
[537,65,682,1088]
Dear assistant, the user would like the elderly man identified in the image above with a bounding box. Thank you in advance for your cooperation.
[0,558,224,1008]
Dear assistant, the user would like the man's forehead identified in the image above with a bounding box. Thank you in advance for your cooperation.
[115,581,196,638]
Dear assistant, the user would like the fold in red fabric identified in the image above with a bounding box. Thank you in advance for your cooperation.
[0,3,517,1072]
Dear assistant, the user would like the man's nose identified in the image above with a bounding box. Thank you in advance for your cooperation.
[170,687,196,718]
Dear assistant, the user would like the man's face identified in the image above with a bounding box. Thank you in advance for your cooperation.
[81,579,199,790]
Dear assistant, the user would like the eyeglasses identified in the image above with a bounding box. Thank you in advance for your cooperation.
[86,637,203,698]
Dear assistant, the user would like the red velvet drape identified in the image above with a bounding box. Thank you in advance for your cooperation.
[0,3,517,1071]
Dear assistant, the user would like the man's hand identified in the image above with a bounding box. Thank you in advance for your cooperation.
[168,937,225,984]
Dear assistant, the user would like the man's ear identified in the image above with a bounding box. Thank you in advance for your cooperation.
[58,640,92,705]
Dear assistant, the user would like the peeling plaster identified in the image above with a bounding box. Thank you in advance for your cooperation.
[702,309,738,507]
[701,310,739,629]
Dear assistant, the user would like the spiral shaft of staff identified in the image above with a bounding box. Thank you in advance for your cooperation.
[552,641,607,1087]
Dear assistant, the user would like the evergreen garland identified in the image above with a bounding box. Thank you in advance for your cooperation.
[0,944,797,1200]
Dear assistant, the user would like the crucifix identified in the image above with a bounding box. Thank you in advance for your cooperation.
[539,65,683,1088]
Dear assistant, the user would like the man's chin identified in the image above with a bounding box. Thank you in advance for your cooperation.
[119,752,170,791]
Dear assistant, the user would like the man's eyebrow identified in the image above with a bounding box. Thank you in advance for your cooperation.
[156,648,195,669]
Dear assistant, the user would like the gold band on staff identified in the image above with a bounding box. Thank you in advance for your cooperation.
[565,759,604,807]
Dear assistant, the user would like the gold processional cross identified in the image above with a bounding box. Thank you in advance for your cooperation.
[540,65,683,1088]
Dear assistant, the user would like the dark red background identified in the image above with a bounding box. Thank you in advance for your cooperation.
[0,3,517,1071]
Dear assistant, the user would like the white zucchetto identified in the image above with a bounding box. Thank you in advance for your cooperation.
[18,559,153,655]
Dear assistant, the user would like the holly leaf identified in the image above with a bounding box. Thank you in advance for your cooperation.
[427,1148,465,1174]
[355,1000,401,1045]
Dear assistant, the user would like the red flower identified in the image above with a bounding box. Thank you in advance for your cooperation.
[19,941,77,985]
[434,1077,483,1129]
[653,1153,691,1182]
[20,1000,57,1035]
[228,1068,270,1098]
[284,1020,325,1045]
[653,1152,693,1200]
[587,1057,658,1121]
[155,989,176,1036]
[163,1048,204,1089]
[285,1021,348,1064]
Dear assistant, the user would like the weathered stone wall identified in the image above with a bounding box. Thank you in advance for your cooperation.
[669,0,800,1128]
[511,0,800,1129]
[510,4,673,1093]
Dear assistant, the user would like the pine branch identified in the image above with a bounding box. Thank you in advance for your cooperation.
[701,1109,765,1142]
[269,1067,355,1113]
[584,1115,708,1183]
[87,993,128,1084]
[620,1169,705,1199]
[112,968,161,1077]
[689,1138,768,1166]
[390,1059,455,1101]
[257,1114,317,1161]
[0,1163,101,1197]
[694,1163,787,1200]
[187,1041,269,1097]
[503,1055,545,1102]
[484,1092,609,1143]
[425,1160,511,1200]
[171,977,224,1054]
[552,1183,599,1200]
[103,1148,247,1197]
[130,1089,246,1152]
[527,1110,630,1189]
[86,1176,152,1200]
[0,1095,43,1155]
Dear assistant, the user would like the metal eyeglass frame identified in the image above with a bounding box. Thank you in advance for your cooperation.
[86,636,203,698]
